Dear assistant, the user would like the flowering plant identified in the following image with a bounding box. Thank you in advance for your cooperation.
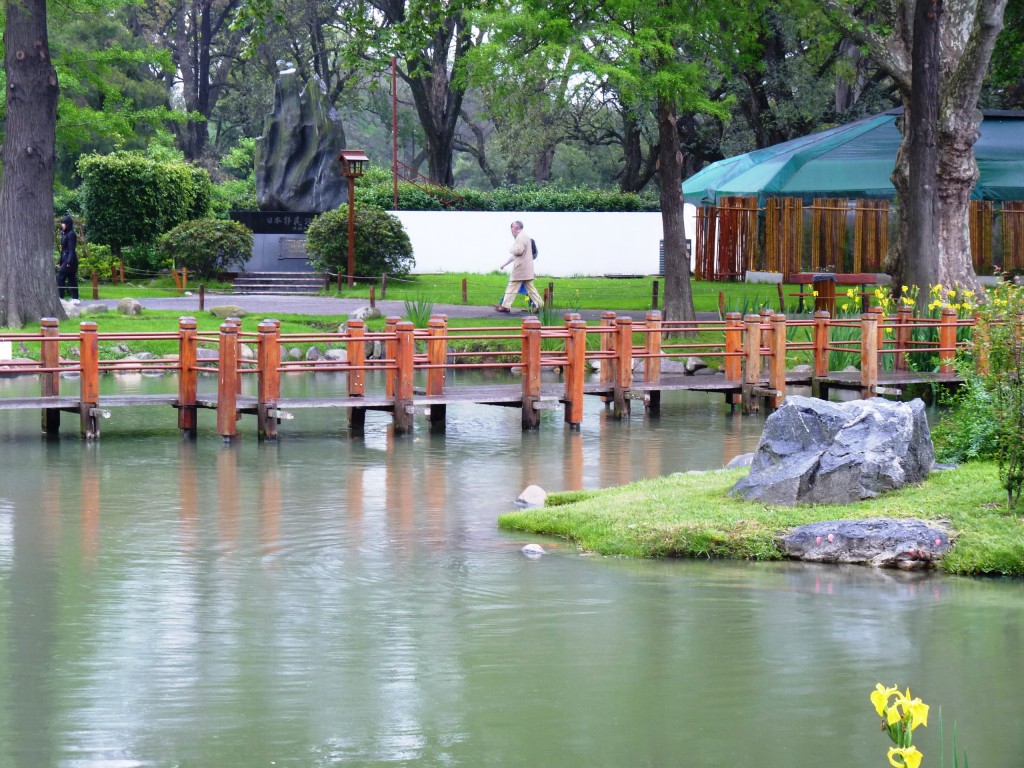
[871,684,930,768]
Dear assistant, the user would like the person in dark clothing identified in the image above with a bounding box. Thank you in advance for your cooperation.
[57,216,79,300]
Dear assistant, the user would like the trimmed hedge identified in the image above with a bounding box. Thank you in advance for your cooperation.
[78,152,212,252]
[353,166,659,212]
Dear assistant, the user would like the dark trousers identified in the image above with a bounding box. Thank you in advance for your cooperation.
[57,269,79,300]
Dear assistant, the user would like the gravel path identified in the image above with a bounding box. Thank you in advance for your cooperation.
[79,294,708,322]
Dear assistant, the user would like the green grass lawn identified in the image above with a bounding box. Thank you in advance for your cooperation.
[324,273,796,314]
[498,462,1024,577]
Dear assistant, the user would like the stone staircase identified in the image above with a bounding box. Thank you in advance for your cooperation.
[232,272,325,295]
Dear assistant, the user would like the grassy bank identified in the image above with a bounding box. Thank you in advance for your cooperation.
[498,462,1024,577]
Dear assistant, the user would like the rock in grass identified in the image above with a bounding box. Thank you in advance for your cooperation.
[515,485,547,508]
[731,396,933,506]
[777,518,952,569]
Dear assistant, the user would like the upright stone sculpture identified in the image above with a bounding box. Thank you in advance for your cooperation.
[255,71,346,213]
[730,396,933,506]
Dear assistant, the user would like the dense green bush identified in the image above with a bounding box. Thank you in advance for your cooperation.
[351,165,659,212]
[157,219,253,279]
[306,203,414,278]
[76,242,118,282]
[78,152,212,253]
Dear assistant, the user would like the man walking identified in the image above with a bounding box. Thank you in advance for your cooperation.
[495,220,543,313]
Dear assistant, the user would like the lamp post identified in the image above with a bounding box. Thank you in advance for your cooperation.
[336,149,369,288]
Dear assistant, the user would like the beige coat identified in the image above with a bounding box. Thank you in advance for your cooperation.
[506,230,536,282]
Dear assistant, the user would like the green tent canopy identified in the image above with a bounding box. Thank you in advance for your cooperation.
[682,109,1024,205]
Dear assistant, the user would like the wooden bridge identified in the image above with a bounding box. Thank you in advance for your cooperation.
[0,307,969,441]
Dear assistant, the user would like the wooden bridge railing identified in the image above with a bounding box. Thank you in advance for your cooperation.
[0,309,976,441]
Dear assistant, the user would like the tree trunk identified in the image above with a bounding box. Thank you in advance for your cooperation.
[0,0,62,327]
[656,97,695,323]
[896,0,943,300]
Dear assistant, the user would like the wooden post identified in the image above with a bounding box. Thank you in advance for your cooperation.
[369,285,376,309]
[216,322,239,440]
[384,316,400,399]
[172,268,182,292]
[742,314,762,413]
[870,305,885,369]
[79,321,100,439]
[811,310,831,400]
[860,312,879,398]
[91,271,99,300]
[547,281,554,308]
[768,313,787,408]
[651,280,659,310]
[226,317,243,396]
[563,318,587,429]
[177,316,198,438]
[724,312,743,406]
[119,260,126,283]
[427,316,448,431]
[644,310,662,413]
[939,306,958,373]
[894,305,913,372]
[521,316,542,430]
[598,311,616,401]
[256,319,281,441]
[777,282,785,313]
[199,284,205,311]
[381,273,388,299]
[346,319,366,433]
[181,267,188,291]
[461,277,468,305]
[40,317,61,434]
[393,320,415,434]
[612,316,633,419]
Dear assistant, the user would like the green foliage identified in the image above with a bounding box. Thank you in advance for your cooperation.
[402,296,435,327]
[76,242,118,282]
[306,203,414,279]
[210,178,258,219]
[78,152,212,252]
[971,281,1024,509]
[157,219,254,279]
[932,373,998,464]
[355,168,659,211]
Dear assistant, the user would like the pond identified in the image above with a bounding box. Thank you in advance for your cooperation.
[0,373,1020,767]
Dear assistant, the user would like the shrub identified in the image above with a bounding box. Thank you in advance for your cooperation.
[306,203,414,279]
[157,219,253,279]
[78,151,212,253]
[76,242,117,282]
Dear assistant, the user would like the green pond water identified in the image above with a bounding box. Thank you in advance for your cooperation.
[0,371,1020,767]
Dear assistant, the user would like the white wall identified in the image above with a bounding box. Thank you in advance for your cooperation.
[393,208,695,277]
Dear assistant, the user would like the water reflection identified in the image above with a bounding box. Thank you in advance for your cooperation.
[0,375,1020,767]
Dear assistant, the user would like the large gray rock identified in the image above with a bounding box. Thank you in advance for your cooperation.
[255,72,346,212]
[777,518,952,569]
[731,396,933,506]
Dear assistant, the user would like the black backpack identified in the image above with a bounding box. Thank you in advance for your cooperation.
[531,238,538,259]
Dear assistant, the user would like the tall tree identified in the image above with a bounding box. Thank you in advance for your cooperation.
[340,0,481,186]
[824,0,1008,296]
[0,0,62,326]
[470,0,728,321]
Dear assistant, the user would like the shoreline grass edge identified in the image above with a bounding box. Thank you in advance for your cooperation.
[497,462,1024,577]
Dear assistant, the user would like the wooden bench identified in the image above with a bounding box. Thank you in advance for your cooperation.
[789,272,883,314]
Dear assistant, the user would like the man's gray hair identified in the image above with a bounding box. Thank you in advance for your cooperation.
[511,220,524,229]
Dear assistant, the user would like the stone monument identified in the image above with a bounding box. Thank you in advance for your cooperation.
[255,69,346,212]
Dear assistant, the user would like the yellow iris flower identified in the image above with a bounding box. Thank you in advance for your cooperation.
[888,746,923,768]
[871,684,899,716]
